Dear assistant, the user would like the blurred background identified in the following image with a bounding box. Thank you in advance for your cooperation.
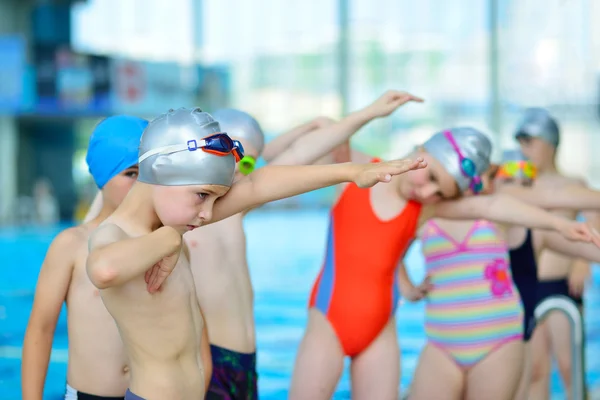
[1,0,599,399]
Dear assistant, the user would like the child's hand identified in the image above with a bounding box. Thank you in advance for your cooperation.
[145,245,182,293]
[554,219,600,247]
[353,157,427,188]
[365,90,424,118]
[402,277,433,302]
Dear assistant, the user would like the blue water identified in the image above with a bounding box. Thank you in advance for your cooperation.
[1,210,599,400]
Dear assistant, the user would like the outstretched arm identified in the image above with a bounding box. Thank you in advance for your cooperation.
[268,91,423,166]
[498,184,600,211]
[209,157,427,224]
[567,211,600,296]
[262,117,335,162]
[433,194,599,243]
[87,225,181,289]
[542,229,600,263]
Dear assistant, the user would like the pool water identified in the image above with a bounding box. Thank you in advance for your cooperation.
[1,210,599,399]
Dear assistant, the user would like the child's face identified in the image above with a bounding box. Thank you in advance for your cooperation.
[516,136,555,167]
[398,150,460,204]
[152,184,230,232]
[102,166,139,209]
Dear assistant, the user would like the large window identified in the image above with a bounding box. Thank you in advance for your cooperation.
[71,0,600,188]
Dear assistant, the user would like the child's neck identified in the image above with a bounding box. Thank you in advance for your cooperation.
[114,183,163,232]
[538,159,558,175]
[90,204,116,226]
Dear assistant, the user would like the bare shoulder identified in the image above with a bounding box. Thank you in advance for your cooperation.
[88,222,128,250]
[538,173,586,188]
[558,173,586,186]
[51,225,89,252]
[40,225,89,274]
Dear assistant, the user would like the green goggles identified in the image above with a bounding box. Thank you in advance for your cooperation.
[239,155,256,175]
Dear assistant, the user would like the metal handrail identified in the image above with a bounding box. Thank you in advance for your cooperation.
[534,295,586,400]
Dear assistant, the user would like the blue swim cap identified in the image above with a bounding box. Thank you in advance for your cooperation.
[86,115,148,189]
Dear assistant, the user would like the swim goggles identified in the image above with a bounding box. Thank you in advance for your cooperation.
[443,130,483,193]
[497,160,537,180]
[239,155,256,175]
[139,133,245,163]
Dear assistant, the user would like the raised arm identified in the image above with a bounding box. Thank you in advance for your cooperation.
[433,194,598,243]
[262,117,335,162]
[498,184,600,211]
[209,157,426,224]
[268,91,423,166]
[86,224,182,289]
[22,229,79,400]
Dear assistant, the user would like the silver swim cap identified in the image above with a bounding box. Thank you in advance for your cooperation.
[423,127,492,192]
[138,108,237,187]
[211,108,265,154]
[514,108,560,148]
[501,149,527,163]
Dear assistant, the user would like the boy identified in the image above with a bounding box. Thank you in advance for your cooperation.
[22,116,148,400]
[514,108,600,400]
[186,91,422,398]
[86,107,426,399]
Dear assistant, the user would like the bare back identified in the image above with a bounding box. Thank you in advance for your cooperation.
[66,224,129,395]
[186,213,255,353]
[534,174,582,280]
[96,225,205,399]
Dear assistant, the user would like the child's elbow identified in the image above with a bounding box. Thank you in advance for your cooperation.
[87,254,117,289]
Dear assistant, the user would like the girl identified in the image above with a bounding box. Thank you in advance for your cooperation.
[409,151,600,400]
[290,127,598,400]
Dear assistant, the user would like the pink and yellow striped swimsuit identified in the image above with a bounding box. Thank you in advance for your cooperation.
[421,219,523,369]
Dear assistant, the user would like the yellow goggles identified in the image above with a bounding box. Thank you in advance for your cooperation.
[497,161,537,180]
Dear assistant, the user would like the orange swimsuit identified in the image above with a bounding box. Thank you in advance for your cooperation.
[309,176,422,356]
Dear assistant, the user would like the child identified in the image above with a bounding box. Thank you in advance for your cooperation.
[22,116,149,400]
[407,153,600,400]
[86,107,426,400]
[514,108,600,400]
[185,91,422,399]
[290,127,598,400]
[494,151,600,400]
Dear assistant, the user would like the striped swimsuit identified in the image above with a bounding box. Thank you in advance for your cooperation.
[422,219,524,369]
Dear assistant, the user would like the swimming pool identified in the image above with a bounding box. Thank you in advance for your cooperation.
[1,210,599,399]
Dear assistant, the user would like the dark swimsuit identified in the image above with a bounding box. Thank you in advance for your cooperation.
[508,229,539,342]
[205,344,258,400]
